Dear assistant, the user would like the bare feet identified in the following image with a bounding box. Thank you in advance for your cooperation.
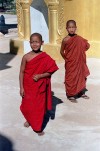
[68,97,77,103]
[24,121,30,128]
[38,131,45,136]
[81,94,89,99]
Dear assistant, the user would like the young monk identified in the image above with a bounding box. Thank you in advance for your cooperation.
[60,20,90,103]
[19,33,58,135]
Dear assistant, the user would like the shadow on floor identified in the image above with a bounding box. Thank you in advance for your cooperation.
[0,134,15,151]
[42,92,63,131]
[0,52,16,70]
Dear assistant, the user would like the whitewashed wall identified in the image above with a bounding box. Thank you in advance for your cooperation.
[30,0,49,43]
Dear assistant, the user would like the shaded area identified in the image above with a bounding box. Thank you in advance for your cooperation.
[0,134,15,151]
[0,15,17,34]
[42,92,63,131]
[10,40,19,55]
[0,0,16,13]
[0,52,16,70]
[0,24,17,34]
[31,0,48,27]
[76,88,88,99]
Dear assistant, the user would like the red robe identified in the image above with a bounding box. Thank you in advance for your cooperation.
[20,52,58,132]
[64,35,90,96]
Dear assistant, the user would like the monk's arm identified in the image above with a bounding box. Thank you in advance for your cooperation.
[19,56,26,97]
[60,40,66,59]
[86,42,90,50]
[84,39,90,50]
[40,72,51,78]
[33,73,51,82]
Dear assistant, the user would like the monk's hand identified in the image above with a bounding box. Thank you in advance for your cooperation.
[20,88,25,98]
[33,74,42,82]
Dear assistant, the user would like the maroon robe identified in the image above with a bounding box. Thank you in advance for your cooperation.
[20,52,58,131]
[64,35,90,96]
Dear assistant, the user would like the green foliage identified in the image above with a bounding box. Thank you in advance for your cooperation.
[0,0,16,14]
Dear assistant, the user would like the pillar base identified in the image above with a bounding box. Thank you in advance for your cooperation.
[10,39,100,59]
[43,43,63,62]
[43,41,100,61]
[10,38,31,55]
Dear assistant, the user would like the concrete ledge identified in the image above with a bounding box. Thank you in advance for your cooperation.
[10,38,31,55]
[43,43,63,61]
[87,41,100,58]
[10,39,24,55]
[10,39,100,60]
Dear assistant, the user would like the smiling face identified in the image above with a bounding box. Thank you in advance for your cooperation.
[30,35,43,52]
[66,21,77,35]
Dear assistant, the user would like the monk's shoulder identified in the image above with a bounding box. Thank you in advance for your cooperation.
[44,52,53,59]
[63,36,70,44]
[22,51,32,61]
[44,52,55,62]
[77,35,89,43]
[77,35,85,40]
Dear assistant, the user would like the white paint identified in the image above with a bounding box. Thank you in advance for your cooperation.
[23,41,31,54]
[23,2,49,54]
[30,6,49,43]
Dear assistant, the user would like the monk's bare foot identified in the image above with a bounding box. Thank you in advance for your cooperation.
[81,94,89,99]
[38,131,45,136]
[24,121,30,128]
[68,97,77,103]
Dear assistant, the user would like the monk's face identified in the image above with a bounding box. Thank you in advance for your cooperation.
[30,36,43,51]
[66,22,77,34]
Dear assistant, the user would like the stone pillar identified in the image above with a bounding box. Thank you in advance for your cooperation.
[10,0,32,55]
[43,0,62,61]
[47,1,59,44]
[20,0,31,40]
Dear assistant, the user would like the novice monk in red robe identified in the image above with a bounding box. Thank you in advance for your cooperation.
[60,20,90,103]
[19,33,58,135]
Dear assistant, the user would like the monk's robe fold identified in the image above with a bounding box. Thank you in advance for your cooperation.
[20,52,58,131]
[64,35,90,96]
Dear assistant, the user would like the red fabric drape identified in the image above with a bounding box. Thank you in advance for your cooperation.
[64,35,90,96]
[20,52,58,131]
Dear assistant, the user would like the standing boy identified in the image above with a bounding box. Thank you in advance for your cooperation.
[60,20,90,102]
[19,33,58,135]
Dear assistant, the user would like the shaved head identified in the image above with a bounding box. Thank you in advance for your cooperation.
[66,20,76,27]
[30,33,43,42]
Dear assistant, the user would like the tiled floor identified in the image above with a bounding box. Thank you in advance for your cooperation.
[0,35,100,151]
